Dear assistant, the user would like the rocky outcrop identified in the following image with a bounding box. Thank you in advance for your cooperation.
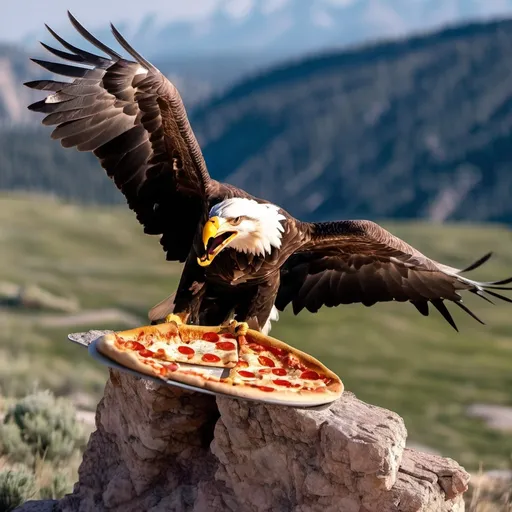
[16,331,470,512]
[0,281,79,313]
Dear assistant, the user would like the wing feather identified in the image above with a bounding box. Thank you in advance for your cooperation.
[67,11,121,59]
[44,24,111,65]
[25,80,69,92]
[277,220,512,330]
[25,12,216,262]
[39,43,87,63]
[411,301,429,316]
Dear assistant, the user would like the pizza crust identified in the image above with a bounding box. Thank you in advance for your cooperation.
[95,323,343,406]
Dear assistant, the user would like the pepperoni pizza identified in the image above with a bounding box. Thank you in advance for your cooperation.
[95,322,343,405]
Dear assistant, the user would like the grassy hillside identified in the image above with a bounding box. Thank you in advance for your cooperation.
[1,193,512,471]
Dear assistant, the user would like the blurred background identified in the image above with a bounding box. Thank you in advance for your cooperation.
[1,1,512,508]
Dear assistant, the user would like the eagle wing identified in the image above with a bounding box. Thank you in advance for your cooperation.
[276,220,512,330]
[25,12,215,262]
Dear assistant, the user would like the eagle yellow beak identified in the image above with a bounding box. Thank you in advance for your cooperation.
[197,216,238,267]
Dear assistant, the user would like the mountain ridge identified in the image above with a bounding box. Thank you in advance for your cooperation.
[17,0,512,62]
[190,16,512,222]
[1,17,512,224]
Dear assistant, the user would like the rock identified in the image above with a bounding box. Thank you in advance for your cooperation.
[466,403,512,431]
[16,331,470,512]
[0,281,79,313]
[60,369,220,512]
[14,500,57,512]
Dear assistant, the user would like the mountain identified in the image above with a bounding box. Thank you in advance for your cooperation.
[19,0,512,63]
[0,45,48,125]
[16,1,512,95]
[6,1,512,127]
[2,17,512,224]
[191,17,512,223]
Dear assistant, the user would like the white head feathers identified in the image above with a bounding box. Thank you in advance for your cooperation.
[209,198,286,257]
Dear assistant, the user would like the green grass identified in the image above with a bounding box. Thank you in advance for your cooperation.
[1,192,512,471]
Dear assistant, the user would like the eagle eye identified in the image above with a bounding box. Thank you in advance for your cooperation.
[231,216,242,225]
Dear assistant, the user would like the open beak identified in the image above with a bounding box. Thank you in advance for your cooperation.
[197,216,238,267]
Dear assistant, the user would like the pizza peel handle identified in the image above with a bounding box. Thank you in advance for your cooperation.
[68,330,112,348]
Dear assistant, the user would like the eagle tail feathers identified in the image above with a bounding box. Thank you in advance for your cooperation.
[148,292,176,324]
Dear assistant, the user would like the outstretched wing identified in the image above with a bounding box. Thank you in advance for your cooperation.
[276,220,512,330]
[25,12,212,262]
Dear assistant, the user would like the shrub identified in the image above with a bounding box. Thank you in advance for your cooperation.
[0,469,36,512]
[39,472,72,500]
[0,423,33,466]
[4,390,87,463]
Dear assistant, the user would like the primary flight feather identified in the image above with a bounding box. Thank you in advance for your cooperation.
[25,12,512,334]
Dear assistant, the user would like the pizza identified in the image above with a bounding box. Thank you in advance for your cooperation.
[95,322,343,406]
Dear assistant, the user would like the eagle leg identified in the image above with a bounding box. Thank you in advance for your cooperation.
[227,320,249,337]
[164,312,189,326]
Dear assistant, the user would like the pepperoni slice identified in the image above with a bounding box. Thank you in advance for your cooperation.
[202,332,219,343]
[237,360,249,368]
[216,341,236,351]
[268,346,286,357]
[271,368,287,376]
[238,370,256,378]
[258,386,275,392]
[114,336,125,346]
[222,333,236,339]
[126,341,145,351]
[202,353,221,363]
[248,343,265,353]
[272,379,292,387]
[155,348,166,359]
[301,370,320,380]
[258,369,271,374]
[178,346,195,356]
[258,355,275,368]
[138,349,155,358]
[164,363,179,372]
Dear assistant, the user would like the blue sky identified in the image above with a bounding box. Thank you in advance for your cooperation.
[3,0,512,46]
[2,0,290,43]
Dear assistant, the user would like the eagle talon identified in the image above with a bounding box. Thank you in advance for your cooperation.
[164,313,186,325]
[227,320,249,337]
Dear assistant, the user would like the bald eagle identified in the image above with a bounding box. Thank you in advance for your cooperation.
[26,13,512,335]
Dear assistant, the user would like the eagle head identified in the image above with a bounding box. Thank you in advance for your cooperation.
[197,198,286,266]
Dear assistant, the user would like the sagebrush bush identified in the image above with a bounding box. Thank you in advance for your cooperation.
[39,472,72,500]
[0,423,33,466]
[0,469,36,512]
[3,390,87,463]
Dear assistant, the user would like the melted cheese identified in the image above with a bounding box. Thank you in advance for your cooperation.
[147,338,238,368]
[232,350,328,392]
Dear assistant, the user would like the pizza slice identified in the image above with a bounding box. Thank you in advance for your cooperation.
[95,324,343,407]
[103,323,238,368]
